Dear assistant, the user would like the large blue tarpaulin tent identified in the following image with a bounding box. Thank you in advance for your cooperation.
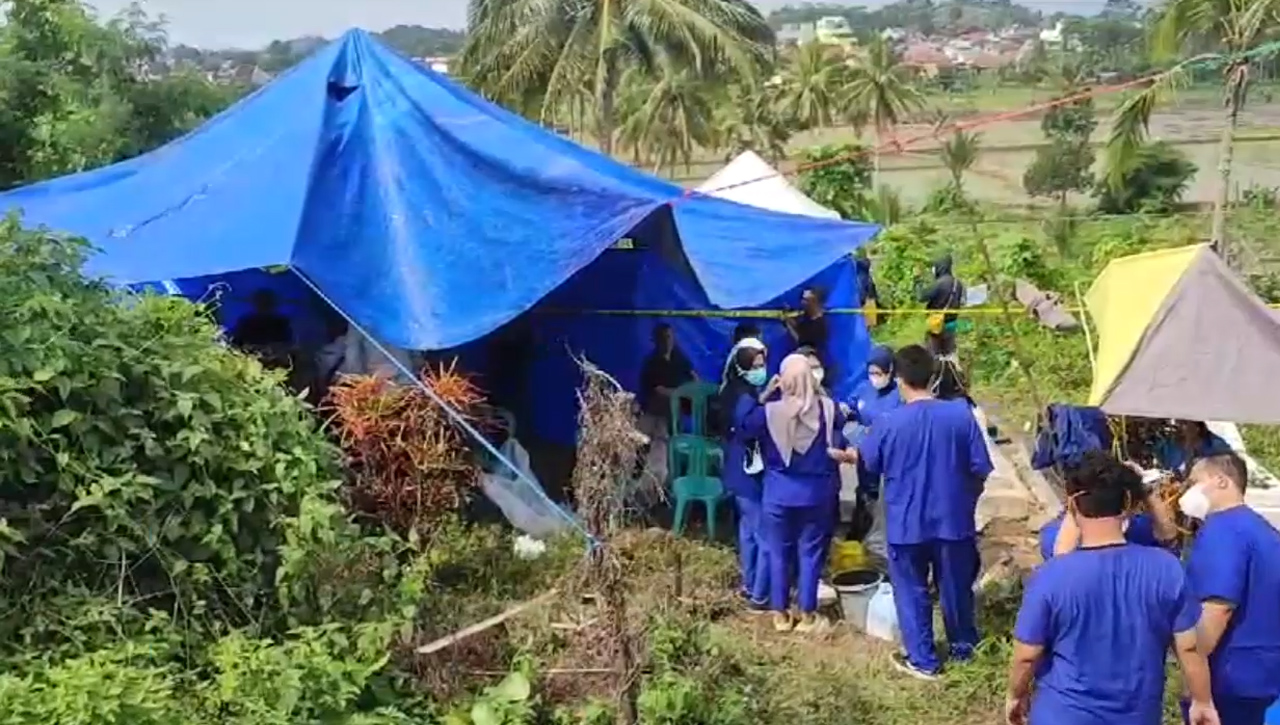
[0,29,880,445]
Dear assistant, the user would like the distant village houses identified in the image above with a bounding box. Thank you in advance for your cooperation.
[772,20,1078,76]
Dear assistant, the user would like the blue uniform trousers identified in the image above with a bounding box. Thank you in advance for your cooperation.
[734,495,769,603]
[762,501,832,613]
[887,538,980,673]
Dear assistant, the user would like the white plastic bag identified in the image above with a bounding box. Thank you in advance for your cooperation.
[865,582,899,642]
[480,438,574,538]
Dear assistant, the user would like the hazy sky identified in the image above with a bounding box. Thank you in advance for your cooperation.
[89,0,1115,50]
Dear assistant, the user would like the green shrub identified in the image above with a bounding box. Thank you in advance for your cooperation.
[795,143,874,220]
[1094,141,1197,215]
[0,216,350,641]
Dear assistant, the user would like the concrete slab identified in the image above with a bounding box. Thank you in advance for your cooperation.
[972,406,1043,533]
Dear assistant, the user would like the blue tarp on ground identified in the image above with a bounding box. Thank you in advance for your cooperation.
[0,29,880,354]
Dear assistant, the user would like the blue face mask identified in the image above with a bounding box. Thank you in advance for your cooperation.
[743,367,767,387]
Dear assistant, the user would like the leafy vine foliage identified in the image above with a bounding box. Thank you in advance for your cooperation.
[0,215,346,627]
[0,218,435,723]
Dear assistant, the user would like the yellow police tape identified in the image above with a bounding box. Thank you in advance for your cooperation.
[538,306,1042,318]
[539,303,1280,319]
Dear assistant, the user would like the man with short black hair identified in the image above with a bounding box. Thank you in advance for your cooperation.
[230,288,293,348]
[732,322,762,344]
[855,343,993,679]
[785,286,830,371]
[1180,451,1280,725]
[1006,450,1217,725]
[637,323,696,488]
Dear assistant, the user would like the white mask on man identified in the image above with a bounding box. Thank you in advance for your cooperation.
[1178,484,1212,521]
[869,373,890,390]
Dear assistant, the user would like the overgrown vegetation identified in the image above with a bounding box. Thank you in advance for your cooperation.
[857,202,1280,477]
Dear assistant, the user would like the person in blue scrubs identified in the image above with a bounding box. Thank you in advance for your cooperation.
[1179,452,1280,725]
[1005,451,1217,725]
[1038,465,1178,560]
[718,343,770,611]
[740,353,847,634]
[852,345,993,679]
[1157,420,1233,478]
[843,345,902,499]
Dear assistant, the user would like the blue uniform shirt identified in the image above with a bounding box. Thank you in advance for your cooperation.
[858,399,993,545]
[849,382,902,431]
[1155,433,1233,477]
[1015,544,1201,725]
[722,392,763,500]
[742,401,847,508]
[1186,505,1280,700]
[1038,513,1164,561]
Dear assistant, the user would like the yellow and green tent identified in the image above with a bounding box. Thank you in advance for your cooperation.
[1085,244,1280,424]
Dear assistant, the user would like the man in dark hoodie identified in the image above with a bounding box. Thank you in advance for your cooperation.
[916,253,964,357]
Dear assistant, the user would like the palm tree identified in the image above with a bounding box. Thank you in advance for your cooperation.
[711,81,792,162]
[1105,0,1280,265]
[616,66,715,173]
[940,129,982,192]
[842,36,925,181]
[776,41,847,130]
[459,0,773,155]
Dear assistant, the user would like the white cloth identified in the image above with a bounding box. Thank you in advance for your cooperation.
[480,437,571,538]
[637,413,670,491]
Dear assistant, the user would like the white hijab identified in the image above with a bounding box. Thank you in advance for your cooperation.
[718,337,766,392]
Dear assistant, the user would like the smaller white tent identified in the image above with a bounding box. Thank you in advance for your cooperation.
[697,151,841,219]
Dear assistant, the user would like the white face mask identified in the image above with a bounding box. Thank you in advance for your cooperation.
[1178,484,1211,521]
[869,372,890,390]
[812,368,825,385]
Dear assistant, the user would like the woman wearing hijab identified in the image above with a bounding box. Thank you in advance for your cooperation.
[740,354,851,633]
[719,343,770,610]
[796,345,827,396]
[719,336,766,393]
[847,346,902,437]
[842,346,903,541]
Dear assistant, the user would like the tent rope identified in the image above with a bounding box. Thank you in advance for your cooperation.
[289,267,597,546]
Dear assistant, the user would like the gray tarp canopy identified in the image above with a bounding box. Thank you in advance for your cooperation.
[1086,244,1280,424]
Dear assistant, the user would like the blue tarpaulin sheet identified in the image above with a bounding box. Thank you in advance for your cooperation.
[0,29,879,355]
[523,253,870,444]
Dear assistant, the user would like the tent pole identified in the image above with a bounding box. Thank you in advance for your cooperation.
[1074,280,1096,374]
[286,267,594,544]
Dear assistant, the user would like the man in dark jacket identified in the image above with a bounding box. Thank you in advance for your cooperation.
[917,254,964,357]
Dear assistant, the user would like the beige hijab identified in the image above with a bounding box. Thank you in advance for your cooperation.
[765,353,834,466]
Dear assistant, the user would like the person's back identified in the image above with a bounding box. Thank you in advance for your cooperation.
[1020,545,1192,724]
[1006,450,1213,725]
[857,345,992,678]
[867,397,988,544]
[1187,501,1280,704]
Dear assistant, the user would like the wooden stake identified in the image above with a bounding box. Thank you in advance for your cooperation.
[415,589,559,655]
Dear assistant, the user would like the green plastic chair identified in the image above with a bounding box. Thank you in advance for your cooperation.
[668,381,722,481]
[671,432,725,540]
